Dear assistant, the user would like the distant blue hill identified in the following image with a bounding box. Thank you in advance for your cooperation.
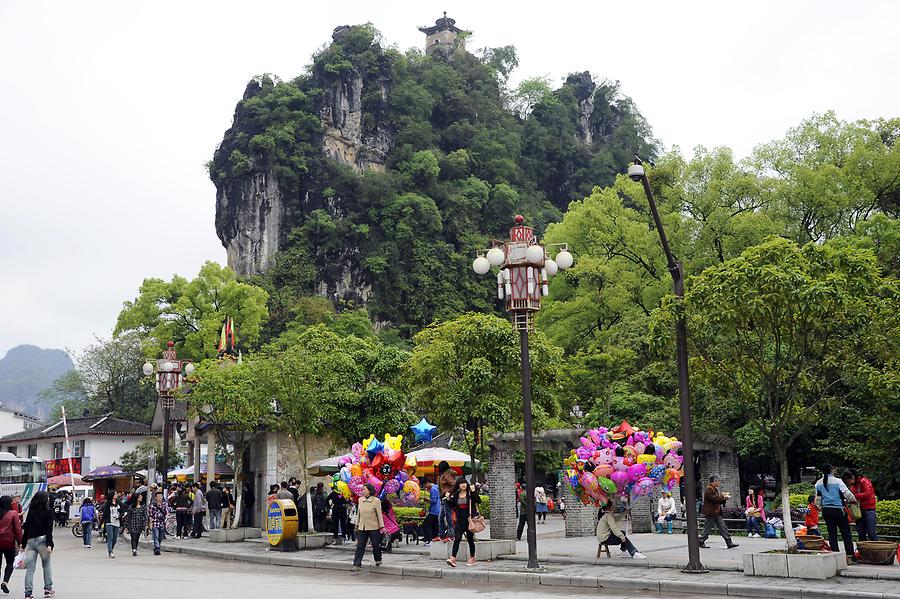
[0,345,73,419]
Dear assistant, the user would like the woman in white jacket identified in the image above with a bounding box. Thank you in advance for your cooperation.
[655,491,678,534]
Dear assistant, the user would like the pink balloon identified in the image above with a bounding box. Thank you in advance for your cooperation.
[610,471,629,490]
[633,477,655,496]
[613,457,628,472]
[628,463,648,482]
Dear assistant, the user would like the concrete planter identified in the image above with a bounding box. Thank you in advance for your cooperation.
[743,550,848,579]
[209,528,251,543]
[429,539,516,561]
[261,532,332,550]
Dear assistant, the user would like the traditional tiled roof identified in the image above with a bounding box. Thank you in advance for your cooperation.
[0,414,151,443]
[419,13,463,35]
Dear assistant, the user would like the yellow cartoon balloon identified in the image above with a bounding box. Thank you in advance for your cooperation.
[362,434,375,450]
[384,433,403,451]
[404,454,418,472]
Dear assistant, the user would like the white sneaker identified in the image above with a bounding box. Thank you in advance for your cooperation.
[632,552,647,559]
[619,550,630,558]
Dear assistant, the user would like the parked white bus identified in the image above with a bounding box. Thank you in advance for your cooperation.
[0,452,48,510]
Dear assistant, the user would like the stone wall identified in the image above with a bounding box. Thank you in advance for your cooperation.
[563,483,596,537]
[487,449,516,540]
[697,450,740,510]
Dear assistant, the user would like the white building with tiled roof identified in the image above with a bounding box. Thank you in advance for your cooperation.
[0,413,153,476]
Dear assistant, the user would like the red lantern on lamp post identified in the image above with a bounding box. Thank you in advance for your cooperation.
[472,215,573,570]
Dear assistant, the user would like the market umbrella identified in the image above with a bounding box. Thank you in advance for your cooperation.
[306,454,351,476]
[166,461,235,480]
[47,473,83,487]
[406,448,477,477]
[83,464,132,481]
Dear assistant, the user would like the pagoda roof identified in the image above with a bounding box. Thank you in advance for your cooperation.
[419,12,463,35]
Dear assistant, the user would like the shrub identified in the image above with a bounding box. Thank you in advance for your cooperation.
[788,482,815,496]
[774,493,811,509]
[877,499,900,525]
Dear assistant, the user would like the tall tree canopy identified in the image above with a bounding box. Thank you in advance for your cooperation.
[115,261,268,359]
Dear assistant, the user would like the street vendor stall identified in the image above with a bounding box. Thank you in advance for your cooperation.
[82,463,136,500]
[167,461,234,483]
[398,448,477,479]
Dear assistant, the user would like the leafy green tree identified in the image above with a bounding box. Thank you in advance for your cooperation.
[115,261,268,359]
[656,237,899,548]
[44,333,155,423]
[406,313,565,477]
[184,357,275,527]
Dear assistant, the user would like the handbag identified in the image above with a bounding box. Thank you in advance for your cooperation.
[13,551,24,570]
[467,495,485,533]
[848,504,862,520]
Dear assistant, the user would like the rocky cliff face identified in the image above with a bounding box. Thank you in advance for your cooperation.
[215,167,284,277]
[214,54,392,280]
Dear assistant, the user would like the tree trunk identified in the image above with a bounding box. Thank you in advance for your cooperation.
[231,449,243,529]
[294,434,314,533]
[776,443,797,551]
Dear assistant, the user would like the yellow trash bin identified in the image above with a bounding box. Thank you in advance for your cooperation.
[267,499,299,551]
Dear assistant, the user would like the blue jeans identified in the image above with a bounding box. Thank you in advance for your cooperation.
[746,516,761,534]
[438,501,454,538]
[856,509,878,541]
[656,515,674,533]
[82,521,93,546]
[601,534,638,556]
[152,526,165,551]
[24,536,52,597]
[209,509,222,530]
[105,523,119,554]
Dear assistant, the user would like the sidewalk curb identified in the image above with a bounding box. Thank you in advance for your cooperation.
[140,540,900,599]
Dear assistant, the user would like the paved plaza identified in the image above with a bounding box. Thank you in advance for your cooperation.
[126,517,900,599]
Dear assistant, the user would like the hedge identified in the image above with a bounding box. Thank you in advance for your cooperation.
[877,500,900,525]
[392,495,491,522]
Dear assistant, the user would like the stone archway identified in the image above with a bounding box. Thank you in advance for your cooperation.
[487,429,598,539]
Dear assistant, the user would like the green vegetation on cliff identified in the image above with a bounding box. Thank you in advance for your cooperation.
[210,24,655,339]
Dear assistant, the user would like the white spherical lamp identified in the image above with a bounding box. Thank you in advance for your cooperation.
[556,250,574,270]
[544,258,558,277]
[472,256,491,275]
[142,362,154,376]
[486,247,505,267]
[525,245,545,264]
[183,362,195,376]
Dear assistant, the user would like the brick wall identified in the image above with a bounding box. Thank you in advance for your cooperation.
[487,449,516,539]
[563,483,596,537]
[697,450,740,510]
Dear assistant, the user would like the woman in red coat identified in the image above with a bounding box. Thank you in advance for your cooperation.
[843,469,878,541]
[0,495,23,594]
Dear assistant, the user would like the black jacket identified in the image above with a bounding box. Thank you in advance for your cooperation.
[206,488,223,510]
[22,508,54,549]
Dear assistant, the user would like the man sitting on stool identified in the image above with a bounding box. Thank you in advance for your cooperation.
[596,500,646,559]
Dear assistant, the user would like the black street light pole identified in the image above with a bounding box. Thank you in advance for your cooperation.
[629,155,707,573]
[518,323,539,570]
[472,215,574,571]
[144,341,193,493]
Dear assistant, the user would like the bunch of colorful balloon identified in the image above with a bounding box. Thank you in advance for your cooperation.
[562,421,684,506]
[332,433,422,506]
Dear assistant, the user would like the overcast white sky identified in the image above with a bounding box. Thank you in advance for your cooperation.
[1,0,898,359]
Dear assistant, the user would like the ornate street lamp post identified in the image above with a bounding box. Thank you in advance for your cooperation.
[628,155,707,573]
[472,215,573,570]
[143,341,195,491]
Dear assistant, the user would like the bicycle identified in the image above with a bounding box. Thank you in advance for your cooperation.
[164,512,209,537]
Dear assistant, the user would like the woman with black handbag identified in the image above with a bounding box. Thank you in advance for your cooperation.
[447,476,482,567]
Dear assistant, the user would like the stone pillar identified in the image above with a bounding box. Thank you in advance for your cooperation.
[487,449,516,540]
[187,441,194,467]
[563,483,596,537]
[207,429,216,490]
[193,437,201,485]
[630,494,653,533]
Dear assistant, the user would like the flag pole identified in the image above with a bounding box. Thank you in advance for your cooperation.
[61,406,77,491]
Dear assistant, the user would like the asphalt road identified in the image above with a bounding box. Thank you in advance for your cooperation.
[13,532,728,598]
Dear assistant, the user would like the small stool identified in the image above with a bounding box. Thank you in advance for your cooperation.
[597,543,611,558]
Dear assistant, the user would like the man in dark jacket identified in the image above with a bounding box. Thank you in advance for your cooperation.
[206,482,224,530]
[699,475,739,549]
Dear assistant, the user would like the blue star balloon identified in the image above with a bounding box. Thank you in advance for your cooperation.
[410,418,437,444]
[366,437,385,459]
